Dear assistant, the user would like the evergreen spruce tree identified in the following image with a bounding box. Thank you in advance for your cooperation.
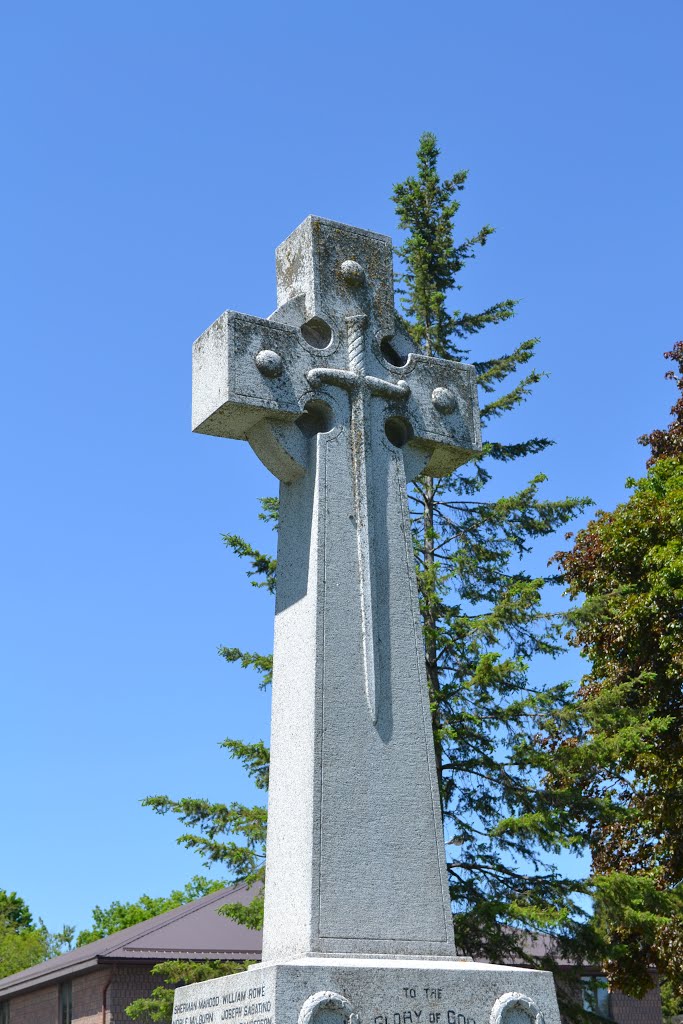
[388,134,593,969]
[144,134,595,1018]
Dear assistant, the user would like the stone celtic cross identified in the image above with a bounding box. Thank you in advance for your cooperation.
[193,217,481,962]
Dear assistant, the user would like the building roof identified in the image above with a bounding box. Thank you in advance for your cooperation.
[0,883,262,999]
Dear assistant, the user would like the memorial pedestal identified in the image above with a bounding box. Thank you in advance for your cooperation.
[171,958,560,1024]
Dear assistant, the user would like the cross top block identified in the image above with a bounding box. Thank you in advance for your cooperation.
[192,216,482,479]
[275,216,396,344]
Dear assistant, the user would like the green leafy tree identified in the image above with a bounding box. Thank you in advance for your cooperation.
[77,876,225,946]
[662,977,683,1024]
[145,134,595,1018]
[0,891,33,932]
[0,889,73,979]
[552,342,683,1005]
[0,925,50,979]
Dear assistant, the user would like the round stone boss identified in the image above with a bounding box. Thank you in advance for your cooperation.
[490,991,545,1024]
[298,991,360,1024]
[255,349,284,378]
[431,386,458,414]
[339,259,365,286]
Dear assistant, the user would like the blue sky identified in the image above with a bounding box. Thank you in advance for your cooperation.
[1,1,681,934]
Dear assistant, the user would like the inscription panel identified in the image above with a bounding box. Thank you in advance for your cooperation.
[173,984,272,1024]
[372,984,476,1024]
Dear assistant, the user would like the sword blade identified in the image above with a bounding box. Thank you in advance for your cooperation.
[350,387,379,725]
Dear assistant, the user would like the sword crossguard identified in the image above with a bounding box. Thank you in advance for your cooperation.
[306,366,410,402]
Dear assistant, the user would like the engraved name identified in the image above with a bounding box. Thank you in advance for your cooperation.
[174,986,271,1024]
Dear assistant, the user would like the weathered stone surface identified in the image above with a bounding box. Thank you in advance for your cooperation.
[192,218,481,480]
[171,959,560,1024]
[182,216,559,1024]
[192,216,481,961]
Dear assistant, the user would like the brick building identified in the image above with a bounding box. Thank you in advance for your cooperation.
[0,885,259,1024]
[520,934,664,1023]
[0,885,663,1023]
[557,966,663,1022]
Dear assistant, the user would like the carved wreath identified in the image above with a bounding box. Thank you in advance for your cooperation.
[490,991,545,1024]
[298,990,360,1024]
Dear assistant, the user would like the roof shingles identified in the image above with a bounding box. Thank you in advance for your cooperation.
[0,884,261,998]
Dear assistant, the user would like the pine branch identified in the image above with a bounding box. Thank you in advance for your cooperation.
[218,647,272,689]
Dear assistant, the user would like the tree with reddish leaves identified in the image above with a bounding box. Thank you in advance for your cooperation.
[641,341,683,466]
[552,343,683,1008]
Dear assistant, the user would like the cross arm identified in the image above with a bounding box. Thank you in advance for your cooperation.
[192,311,306,439]
[398,354,482,477]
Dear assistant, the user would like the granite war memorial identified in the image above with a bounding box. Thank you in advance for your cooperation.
[176,217,561,1024]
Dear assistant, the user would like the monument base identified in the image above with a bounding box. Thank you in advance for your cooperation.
[171,956,560,1024]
